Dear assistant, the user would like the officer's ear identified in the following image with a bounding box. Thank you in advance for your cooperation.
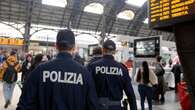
[102,48,106,54]
[69,45,76,55]
[71,46,76,52]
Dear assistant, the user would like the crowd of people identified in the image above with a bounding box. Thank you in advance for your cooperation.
[0,50,53,108]
[0,29,183,110]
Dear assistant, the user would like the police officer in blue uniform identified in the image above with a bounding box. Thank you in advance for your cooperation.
[17,30,99,110]
[87,40,137,110]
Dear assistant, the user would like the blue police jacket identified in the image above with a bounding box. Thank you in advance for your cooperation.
[17,52,99,110]
[87,55,137,110]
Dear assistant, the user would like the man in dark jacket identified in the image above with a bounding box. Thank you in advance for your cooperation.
[74,52,85,65]
[88,46,102,64]
[21,54,33,83]
[154,56,165,104]
[172,61,183,93]
[17,30,99,110]
[87,40,137,110]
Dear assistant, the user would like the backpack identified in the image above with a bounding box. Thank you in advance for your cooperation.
[3,61,18,83]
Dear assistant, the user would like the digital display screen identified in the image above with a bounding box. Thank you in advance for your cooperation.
[149,0,195,31]
[136,40,156,55]
[134,37,160,57]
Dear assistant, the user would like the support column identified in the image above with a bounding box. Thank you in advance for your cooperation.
[174,21,195,109]
[23,0,33,52]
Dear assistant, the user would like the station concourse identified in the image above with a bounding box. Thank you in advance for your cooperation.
[0,0,194,110]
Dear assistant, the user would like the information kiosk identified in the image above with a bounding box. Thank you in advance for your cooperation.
[133,37,160,79]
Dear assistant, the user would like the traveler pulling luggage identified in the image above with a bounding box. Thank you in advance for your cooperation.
[16,30,99,110]
[87,40,137,110]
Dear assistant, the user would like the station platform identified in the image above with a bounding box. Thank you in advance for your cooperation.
[0,74,181,110]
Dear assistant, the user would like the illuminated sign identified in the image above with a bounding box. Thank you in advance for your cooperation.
[149,0,195,31]
[0,37,24,46]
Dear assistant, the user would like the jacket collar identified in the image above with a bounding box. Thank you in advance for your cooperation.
[103,55,114,60]
[56,52,73,59]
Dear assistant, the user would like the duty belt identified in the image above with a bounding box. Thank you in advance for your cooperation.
[99,98,121,110]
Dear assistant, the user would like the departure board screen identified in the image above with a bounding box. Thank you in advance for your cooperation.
[149,0,195,31]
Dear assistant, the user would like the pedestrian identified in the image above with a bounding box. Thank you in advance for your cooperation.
[21,54,33,83]
[0,50,4,64]
[164,59,175,90]
[30,54,43,71]
[87,40,137,110]
[42,55,49,62]
[16,30,99,110]
[171,61,183,93]
[87,46,102,64]
[0,50,5,81]
[154,56,165,104]
[73,52,85,65]
[1,51,21,108]
[124,58,133,72]
[134,61,158,110]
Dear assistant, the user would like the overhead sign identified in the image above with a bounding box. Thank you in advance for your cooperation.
[149,0,195,31]
[0,37,24,46]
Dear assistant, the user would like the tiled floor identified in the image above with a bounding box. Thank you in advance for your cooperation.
[0,75,181,110]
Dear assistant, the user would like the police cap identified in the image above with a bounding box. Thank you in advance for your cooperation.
[103,40,116,51]
[56,30,75,47]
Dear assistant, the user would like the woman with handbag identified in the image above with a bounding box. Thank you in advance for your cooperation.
[134,61,158,110]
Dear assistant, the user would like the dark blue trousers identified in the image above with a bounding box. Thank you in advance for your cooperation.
[138,84,153,110]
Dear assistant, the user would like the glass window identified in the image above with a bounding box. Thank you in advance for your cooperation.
[30,30,57,42]
[0,23,23,38]
[42,0,67,8]
[117,10,135,21]
[76,34,99,45]
[143,18,148,24]
[84,3,104,15]
[125,0,147,7]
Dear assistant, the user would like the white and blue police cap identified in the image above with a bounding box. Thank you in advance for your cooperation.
[56,30,75,47]
[103,40,116,51]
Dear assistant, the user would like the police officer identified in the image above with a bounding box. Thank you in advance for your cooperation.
[87,40,137,110]
[17,30,99,110]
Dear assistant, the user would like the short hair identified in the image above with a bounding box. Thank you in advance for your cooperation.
[92,47,102,56]
[56,43,74,51]
[156,56,162,62]
[102,48,115,55]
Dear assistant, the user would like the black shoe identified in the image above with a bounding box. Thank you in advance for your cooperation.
[4,100,11,109]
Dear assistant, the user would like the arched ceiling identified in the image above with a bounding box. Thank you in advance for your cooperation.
[0,0,174,41]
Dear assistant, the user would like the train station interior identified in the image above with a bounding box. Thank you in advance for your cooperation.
[0,0,195,110]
